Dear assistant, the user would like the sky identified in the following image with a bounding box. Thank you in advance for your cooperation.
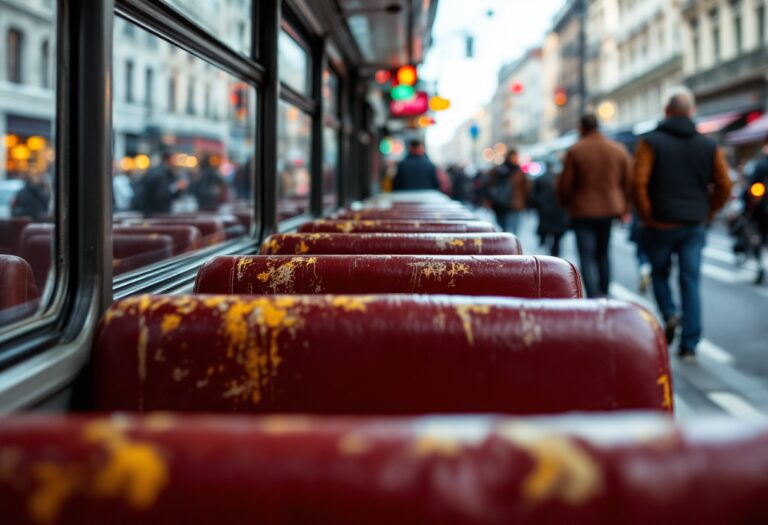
[420,0,565,151]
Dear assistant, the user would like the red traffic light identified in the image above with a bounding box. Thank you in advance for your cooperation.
[510,81,524,95]
[554,87,568,107]
[375,69,392,84]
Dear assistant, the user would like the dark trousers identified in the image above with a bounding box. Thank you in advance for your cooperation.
[644,225,706,350]
[572,217,614,298]
[539,232,563,257]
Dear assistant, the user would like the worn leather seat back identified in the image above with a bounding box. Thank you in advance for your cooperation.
[0,217,32,255]
[92,294,671,414]
[114,225,202,256]
[334,210,477,220]
[126,218,226,246]
[194,255,583,298]
[298,219,497,233]
[19,233,52,289]
[3,412,767,525]
[148,213,246,239]
[112,234,175,275]
[0,255,40,326]
[259,233,523,256]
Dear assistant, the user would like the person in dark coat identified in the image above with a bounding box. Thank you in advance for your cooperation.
[192,155,227,211]
[12,171,50,222]
[487,149,529,234]
[392,139,439,191]
[633,87,732,360]
[531,162,568,256]
[134,151,187,216]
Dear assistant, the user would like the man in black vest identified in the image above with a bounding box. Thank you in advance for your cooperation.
[633,88,732,360]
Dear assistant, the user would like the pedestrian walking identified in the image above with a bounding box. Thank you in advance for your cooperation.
[392,140,439,191]
[531,161,568,257]
[486,149,528,234]
[743,144,768,284]
[558,114,632,298]
[133,151,188,216]
[633,88,732,360]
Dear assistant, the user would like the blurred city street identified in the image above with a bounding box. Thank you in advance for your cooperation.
[477,208,768,420]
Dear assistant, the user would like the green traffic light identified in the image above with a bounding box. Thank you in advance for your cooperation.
[390,85,415,101]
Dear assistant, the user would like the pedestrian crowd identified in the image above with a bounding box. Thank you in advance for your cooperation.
[393,87,768,362]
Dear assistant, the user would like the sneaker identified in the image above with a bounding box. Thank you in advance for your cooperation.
[677,346,697,362]
[664,315,680,345]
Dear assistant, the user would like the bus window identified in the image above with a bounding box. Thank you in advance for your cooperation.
[0,2,57,329]
[277,101,311,221]
[162,0,252,55]
[112,20,256,277]
[279,30,310,95]
[322,68,340,211]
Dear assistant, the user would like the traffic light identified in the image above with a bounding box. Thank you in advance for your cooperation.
[395,65,417,86]
[390,85,415,101]
[231,82,248,120]
[554,87,568,107]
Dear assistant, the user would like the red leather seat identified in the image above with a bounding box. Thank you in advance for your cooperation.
[19,233,52,289]
[334,210,477,220]
[0,217,32,254]
[149,213,247,239]
[114,225,202,256]
[16,223,54,255]
[0,255,40,326]
[92,294,670,413]
[112,234,174,275]
[125,218,226,246]
[259,233,523,256]
[3,412,767,525]
[194,255,582,298]
[19,230,175,283]
[298,219,497,233]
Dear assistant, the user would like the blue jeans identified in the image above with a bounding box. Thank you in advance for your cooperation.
[494,209,522,235]
[572,217,614,298]
[644,225,706,349]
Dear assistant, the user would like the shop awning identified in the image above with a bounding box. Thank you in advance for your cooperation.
[725,113,768,145]
[695,112,742,135]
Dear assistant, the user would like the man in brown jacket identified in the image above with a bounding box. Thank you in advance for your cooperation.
[558,114,632,298]
[633,88,732,360]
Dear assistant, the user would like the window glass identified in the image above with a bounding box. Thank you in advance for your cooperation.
[0,2,57,328]
[277,100,311,221]
[279,30,309,95]
[322,127,339,211]
[163,0,251,55]
[112,22,256,277]
[323,68,339,117]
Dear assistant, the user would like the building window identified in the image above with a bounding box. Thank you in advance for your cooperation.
[125,60,134,103]
[204,85,211,118]
[41,40,50,89]
[145,68,153,108]
[186,81,195,115]
[758,3,766,45]
[691,19,700,67]
[732,0,743,53]
[168,76,177,112]
[7,29,23,83]
[710,8,720,63]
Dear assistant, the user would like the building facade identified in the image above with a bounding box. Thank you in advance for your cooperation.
[682,0,768,122]
[552,0,586,135]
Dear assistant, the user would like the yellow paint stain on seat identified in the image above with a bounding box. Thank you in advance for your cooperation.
[160,314,181,334]
[329,296,373,312]
[26,419,170,525]
[27,463,82,525]
[498,424,603,506]
[657,374,673,410]
[295,240,310,254]
[260,416,312,435]
[454,304,491,345]
[337,434,371,455]
[411,435,462,457]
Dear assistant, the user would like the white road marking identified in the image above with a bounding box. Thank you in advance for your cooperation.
[610,282,736,365]
[707,391,767,421]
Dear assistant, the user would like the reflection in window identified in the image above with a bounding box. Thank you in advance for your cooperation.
[323,68,339,117]
[0,5,56,329]
[322,127,339,211]
[277,101,311,221]
[112,22,256,278]
[162,0,252,55]
[279,30,309,94]
[7,29,23,84]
